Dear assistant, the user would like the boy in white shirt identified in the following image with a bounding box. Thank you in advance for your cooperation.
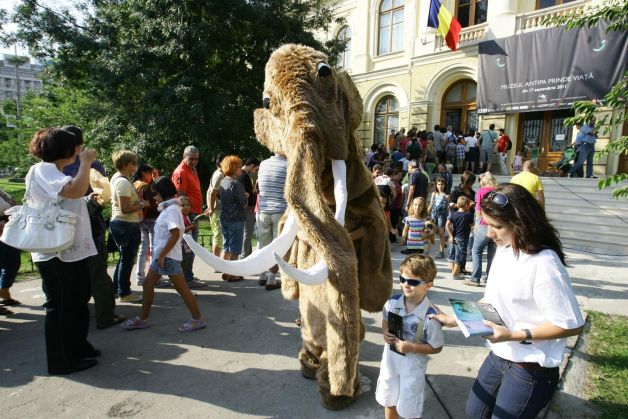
[122,177,205,333]
[376,254,444,419]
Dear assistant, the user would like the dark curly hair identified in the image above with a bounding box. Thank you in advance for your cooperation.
[29,127,83,162]
[480,183,566,265]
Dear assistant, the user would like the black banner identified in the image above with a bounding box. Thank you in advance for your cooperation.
[477,21,628,114]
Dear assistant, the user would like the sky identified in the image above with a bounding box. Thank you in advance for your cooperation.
[1,0,80,58]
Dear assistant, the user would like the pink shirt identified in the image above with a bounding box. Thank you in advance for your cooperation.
[476,186,496,226]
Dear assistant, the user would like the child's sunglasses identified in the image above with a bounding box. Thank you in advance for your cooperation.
[399,275,428,287]
[486,191,509,207]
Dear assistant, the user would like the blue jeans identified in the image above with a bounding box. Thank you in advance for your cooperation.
[570,142,595,178]
[466,351,559,419]
[471,224,496,283]
[184,213,199,281]
[109,220,141,297]
[136,219,156,282]
[221,220,245,255]
[0,240,21,289]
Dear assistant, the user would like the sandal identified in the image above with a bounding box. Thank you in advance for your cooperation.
[221,273,230,281]
[0,306,13,316]
[178,318,207,333]
[0,298,21,306]
[97,314,127,330]
[121,316,150,330]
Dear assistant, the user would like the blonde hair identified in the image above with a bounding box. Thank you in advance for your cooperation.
[479,172,497,187]
[112,150,138,171]
[409,197,428,219]
[456,196,471,208]
[399,254,437,282]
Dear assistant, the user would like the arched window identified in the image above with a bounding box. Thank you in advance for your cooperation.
[374,95,399,145]
[378,0,404,55]
[441,79,477,134]
[337,26,352,70]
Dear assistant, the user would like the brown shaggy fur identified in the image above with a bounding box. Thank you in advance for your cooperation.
[254,44,392,409]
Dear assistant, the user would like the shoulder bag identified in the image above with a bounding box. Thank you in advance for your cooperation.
[0,174,78,253]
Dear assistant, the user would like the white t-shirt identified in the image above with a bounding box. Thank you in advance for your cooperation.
[465,136,478,148]
[153,200,184,261]
[399,158,411,171]
[484,246,584,367]
[26,162,97,263]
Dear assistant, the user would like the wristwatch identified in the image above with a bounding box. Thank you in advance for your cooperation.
[519,328,533,345]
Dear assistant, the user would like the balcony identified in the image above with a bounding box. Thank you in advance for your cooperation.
[435,22,488,50]
[516,1,588,33]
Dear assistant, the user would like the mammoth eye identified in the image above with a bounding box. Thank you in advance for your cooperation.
[317,62,331,77]
[262,96,271,109]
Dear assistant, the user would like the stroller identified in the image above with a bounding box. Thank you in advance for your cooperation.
[551,146,577,177]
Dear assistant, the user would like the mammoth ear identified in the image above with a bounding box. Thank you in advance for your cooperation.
[336,71,363,132]
[317,62,332,77]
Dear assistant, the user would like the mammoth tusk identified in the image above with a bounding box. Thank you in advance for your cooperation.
[184,213,299,275]
[273,253,329,286]
[275,160,346,285]
[331,159,347,226]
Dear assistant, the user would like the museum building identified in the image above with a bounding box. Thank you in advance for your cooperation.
[323,0,627,175]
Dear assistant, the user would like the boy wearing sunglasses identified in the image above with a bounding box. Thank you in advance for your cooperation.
[376,255,444,419]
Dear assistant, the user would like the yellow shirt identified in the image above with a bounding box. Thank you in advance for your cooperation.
[110,173,141,223]
[511,171,544,197]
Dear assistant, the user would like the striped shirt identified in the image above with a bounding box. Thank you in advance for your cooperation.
[258,155,288,214]
[404,217,426,250]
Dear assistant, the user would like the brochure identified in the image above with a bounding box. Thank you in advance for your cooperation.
[387,312,405,356]
[448,298,505,337]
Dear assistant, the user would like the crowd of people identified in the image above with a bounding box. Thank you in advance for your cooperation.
[0,123,586,418]
[0,126,288,374]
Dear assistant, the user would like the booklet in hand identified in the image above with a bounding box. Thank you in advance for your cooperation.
[448,298,505,337]
[387,312,406,356]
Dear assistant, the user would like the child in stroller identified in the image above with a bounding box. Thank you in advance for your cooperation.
[550,146,577,177]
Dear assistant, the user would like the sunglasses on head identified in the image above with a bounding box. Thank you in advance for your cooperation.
[399,275,428,287]
[486,191,509,207]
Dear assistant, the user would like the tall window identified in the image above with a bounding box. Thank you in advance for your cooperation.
[441,79,477,134]
[456,0,489,28]
[337,26,352,70]
[374,96,399,145]
[536,0,576,9]
[378,0,404,55]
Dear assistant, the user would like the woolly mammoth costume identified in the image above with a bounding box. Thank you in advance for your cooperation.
[186,44,392,409]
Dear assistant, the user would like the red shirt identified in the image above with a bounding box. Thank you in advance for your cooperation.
[497,135,511,153]
[172,162,202,214]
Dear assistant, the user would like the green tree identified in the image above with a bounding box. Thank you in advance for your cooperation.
[544,0,627,199]
[4,0,345,183]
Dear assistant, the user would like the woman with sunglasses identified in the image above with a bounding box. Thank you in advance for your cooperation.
[431,183,584,418]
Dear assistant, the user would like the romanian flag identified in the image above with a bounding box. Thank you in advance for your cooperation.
[427,0,462,51]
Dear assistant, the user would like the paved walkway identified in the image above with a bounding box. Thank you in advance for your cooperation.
[0,241,625,418]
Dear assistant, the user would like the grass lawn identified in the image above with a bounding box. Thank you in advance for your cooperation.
[0,178,26,203]
[586,311,628,418]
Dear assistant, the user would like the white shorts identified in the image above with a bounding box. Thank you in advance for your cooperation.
[376,347,427,418]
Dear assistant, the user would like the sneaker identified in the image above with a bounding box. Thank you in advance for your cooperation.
[465,279,484,287]
[119,292,143,303]
[258,271,268,286]
[452,274,463,281]
[265,277,282,291]
[136,278,145,286]
[186,279,207,289]
[121,316,150,330]
[178,318,207,333]
[460,268,471,275]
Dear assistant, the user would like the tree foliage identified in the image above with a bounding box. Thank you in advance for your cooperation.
[543,0,627,199]
[4,0,345,182]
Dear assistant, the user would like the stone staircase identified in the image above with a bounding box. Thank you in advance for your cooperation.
[452,175,628,257]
